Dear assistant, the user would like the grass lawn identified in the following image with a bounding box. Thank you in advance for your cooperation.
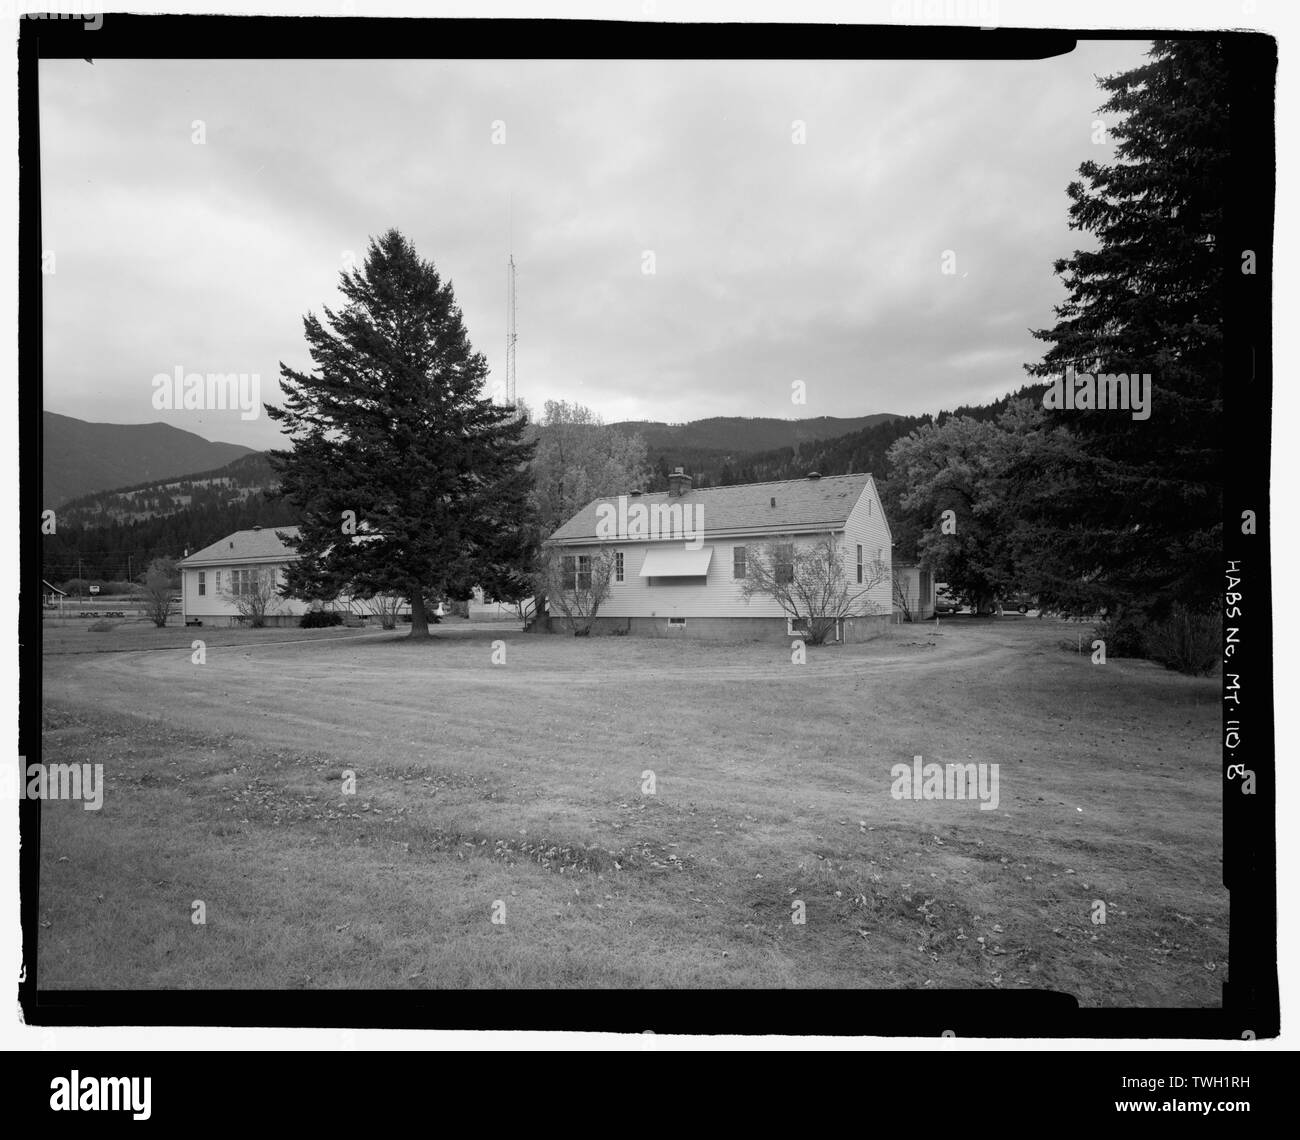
[37,615,1226,1001]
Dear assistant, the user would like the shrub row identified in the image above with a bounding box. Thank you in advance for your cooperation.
[300,610,343,628]
[1093,604,1220,676]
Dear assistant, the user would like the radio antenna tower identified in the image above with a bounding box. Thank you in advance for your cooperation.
[505,253,517,407]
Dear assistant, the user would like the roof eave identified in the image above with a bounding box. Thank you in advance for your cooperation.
[180,552,299,567]
[543,523,847,547]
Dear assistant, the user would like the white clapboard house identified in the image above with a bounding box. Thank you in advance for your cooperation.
[542,469,895,640]
[177,525,415,627]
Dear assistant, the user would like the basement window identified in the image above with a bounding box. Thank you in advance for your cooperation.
[787,616,809,637]
[668,617,686,625]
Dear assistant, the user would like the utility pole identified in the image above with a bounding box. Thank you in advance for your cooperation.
[504,193,517,408]
[505,254,517,406]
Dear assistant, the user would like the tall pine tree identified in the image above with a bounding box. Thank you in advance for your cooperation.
[268,229,536,636]
[1026,39,1227,616]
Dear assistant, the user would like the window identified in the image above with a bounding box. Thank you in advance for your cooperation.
[857,544,863,584]
[561,554,591,592]
[227,568,261,595]
[215,570,222,592]
[615,552,624,583]
[775,543,794,585]
[786,616,809,637]
[198,571,205,597]
[733,546,747,579]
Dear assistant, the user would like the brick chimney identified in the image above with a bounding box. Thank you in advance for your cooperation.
[668,467,692,497]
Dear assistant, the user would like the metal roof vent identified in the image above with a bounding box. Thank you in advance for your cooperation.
[630,489,642,497]
[808,471,821,479]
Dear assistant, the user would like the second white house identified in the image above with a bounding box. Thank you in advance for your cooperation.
[542,469,896,641]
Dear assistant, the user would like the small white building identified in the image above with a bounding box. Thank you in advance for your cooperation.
[543,470,895,641]
[892,557,937,622]
[177,525,416,627]
[178,526,310,627]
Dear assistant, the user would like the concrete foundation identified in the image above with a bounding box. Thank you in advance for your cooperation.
[544,612,893,642]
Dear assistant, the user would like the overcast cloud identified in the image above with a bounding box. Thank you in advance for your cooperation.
[40,44,1150,449]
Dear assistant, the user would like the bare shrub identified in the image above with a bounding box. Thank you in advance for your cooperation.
[225,566,283,628]
[135,557,178,628]
[1146,604,1220,676]
[740,535,888,646]
[536,547,617,636]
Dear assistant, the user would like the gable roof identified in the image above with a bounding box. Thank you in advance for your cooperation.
[545,472,876,546]
[180,526,300,566]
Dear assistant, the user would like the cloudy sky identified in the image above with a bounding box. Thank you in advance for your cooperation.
[41,44,1149,449]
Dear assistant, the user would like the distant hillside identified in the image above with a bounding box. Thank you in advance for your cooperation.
[42,452,292,585]
[710,382,1051,559]
[56,452,280,528]
[713,384,1051,487]
[613,414,901,490]
[611,415,899,456]
[39,400,1039,584]
[42,412,255,507]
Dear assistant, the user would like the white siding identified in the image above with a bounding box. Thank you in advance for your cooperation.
[894,565,935,619]
[182,561,309,620]
[554,480,890,620]
[837,476,894,618]
[556,538,825,619]
[469,586,517,619]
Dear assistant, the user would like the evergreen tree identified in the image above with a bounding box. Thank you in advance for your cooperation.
[1025,39,1227,615]
[268,229,536,637]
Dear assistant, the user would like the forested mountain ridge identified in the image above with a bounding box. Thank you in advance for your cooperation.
[42,411,255,507]
[40,396,1039,583]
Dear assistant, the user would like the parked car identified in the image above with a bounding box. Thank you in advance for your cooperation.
[934,583,962,614]
[1001,592,1036,614]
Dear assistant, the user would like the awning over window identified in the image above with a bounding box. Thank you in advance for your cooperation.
[639,545,713,578]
